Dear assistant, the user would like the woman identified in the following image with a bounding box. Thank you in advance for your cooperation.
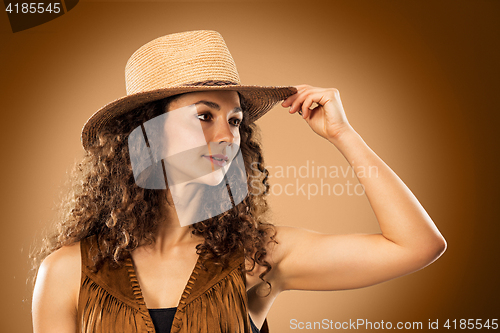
[32,30,446,333]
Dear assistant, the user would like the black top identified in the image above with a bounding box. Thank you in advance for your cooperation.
[148,308,176,333]
[148,307,261,333]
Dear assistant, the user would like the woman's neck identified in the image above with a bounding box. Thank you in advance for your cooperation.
[167,182,205,227]
[142,188,203,255]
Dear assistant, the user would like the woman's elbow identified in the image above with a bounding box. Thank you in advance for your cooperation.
[418,234,447,267]
[433,234,447,259]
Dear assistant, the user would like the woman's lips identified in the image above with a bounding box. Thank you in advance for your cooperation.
[203,154,228,167]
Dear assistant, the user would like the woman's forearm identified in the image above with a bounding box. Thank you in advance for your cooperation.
[328,125,446,254]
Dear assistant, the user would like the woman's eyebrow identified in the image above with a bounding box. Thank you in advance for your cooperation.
[195,100,220,110]
[194,100,243,114]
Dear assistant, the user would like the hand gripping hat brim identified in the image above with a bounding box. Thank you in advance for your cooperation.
[80,30,297,151]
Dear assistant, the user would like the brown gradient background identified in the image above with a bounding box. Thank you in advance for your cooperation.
[1,0,499,331]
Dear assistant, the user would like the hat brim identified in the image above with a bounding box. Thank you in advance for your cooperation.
[80,85,297,151]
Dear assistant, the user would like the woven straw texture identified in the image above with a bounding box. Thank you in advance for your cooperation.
[81,30,296,151]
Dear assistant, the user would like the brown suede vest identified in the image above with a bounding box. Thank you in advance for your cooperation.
[77,236,269,333]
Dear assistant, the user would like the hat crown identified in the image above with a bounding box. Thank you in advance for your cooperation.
[125,30,241,95]
[81,30,296,151]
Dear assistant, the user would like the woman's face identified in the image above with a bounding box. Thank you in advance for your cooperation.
[161,90,243,187]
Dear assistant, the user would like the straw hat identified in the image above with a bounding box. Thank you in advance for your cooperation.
[80,30,297,150]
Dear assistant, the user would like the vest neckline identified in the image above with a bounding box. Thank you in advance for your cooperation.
[125,253,203,331]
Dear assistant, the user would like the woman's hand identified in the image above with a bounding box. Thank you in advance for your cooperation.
[281,85,353,141]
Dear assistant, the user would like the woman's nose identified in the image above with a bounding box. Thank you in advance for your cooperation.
[208,118,235,145]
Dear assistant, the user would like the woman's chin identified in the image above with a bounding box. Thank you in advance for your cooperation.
[195,160,234,186]
[195,169,226,186]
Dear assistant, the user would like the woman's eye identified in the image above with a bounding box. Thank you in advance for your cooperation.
[230,118,242,127]
[196,113,242,126]
[197,113,212,121]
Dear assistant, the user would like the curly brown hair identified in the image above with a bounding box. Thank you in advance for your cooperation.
[32,88,276,291]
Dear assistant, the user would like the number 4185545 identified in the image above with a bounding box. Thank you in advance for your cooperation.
[444,319,498,330]
[5,3,61,14]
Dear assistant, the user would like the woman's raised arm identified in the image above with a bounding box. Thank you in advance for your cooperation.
[266,85,446,292]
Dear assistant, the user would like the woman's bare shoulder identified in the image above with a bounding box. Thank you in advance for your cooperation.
[245,225,307,290]
[245,225,309,267]
[35,242,81,296]
[268,225,320,261]
[40,242,81,276]
[32,242,81,332]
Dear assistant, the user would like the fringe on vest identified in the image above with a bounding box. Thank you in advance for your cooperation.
[77,235,269,333]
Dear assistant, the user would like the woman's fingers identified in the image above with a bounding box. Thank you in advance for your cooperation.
[284,86,308,115]
[287,86,332,119]
[281,88,302,111]
[281,85,350,141]
[281,85,312,111]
